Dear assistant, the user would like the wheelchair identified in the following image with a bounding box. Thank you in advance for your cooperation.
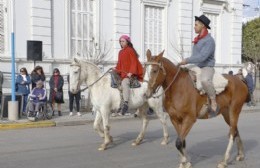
[26,99,53,122]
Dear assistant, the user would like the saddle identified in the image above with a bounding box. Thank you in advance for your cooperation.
[110,70,141,89]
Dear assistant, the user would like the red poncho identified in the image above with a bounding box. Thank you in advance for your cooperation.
[115,46,143,81]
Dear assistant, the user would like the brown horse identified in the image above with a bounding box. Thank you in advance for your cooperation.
[144,50,248,168]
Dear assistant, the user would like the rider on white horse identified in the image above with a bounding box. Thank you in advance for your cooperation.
[114,35,143,115]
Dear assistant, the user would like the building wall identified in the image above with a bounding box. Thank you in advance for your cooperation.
[0,0,244,96]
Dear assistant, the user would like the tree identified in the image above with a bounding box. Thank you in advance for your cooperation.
[242,18,260,63]
[84,40,112,65]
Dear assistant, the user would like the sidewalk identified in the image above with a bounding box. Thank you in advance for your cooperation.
[0,103,259,130]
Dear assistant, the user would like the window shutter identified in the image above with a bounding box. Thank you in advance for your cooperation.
[71,0,94,57]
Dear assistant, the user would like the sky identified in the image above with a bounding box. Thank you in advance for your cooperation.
[243,0,260,17]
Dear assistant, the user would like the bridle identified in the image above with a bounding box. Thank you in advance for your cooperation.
[70,63,113,92]
[144,61,181,98]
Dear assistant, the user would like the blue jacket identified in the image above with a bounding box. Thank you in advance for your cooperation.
[16,75,31,95]
[186,34,216,68]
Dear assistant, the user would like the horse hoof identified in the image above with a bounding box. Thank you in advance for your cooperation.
[132,141,139,146]
[236,155,244,161]
[98,144,106,151]
[161,139,168,145]
[98,147,105,151]
[178,162,192,168]
[217,162,227,168]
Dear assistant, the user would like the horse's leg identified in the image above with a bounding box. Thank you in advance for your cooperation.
[154,107,169,145]
[218,109,244,168]
[223,108,244,164]
[235,131,244,161]
[132,104,149,146]
[98,107,113,151]
[93,110,104,138]
[171,116,194,168]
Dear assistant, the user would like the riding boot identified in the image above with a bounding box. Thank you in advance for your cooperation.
[58,111,62,116]
[52,110,55,116]
[120,101,128,115]
[208,99,219,118]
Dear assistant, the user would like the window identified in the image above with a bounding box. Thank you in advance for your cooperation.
[0,0,4,54]
[144,5,164,57]
[70,0,94,57]
[204,13,220,62]
[204,13,218,40]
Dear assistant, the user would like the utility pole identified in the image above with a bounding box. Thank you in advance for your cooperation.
[8,0,19,121]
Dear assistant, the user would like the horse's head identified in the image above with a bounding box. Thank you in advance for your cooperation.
[69,58,82,94]
[144,49,166,98]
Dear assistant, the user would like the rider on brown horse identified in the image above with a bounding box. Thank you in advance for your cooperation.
[179,14,219,117]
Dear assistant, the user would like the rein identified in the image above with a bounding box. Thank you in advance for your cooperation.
[144,62,181,98]
[79,68,113,92]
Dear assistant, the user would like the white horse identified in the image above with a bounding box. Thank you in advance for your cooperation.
[69,58,169,150]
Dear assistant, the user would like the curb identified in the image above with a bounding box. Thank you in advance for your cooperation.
[55,120,92,127]
[0,114,158,130]
[0,120,56,130]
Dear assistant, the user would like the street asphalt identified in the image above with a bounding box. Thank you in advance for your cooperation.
[0,103,259,131]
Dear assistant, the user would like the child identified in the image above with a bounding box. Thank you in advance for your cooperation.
[29,80,47,114]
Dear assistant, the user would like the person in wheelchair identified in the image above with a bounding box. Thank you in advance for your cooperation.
[28,80,47,115]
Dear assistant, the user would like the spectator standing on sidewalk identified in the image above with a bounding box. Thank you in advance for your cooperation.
[49,68,64,116]
[236,69,244,80]
[245,71,256,106]
[31,66,46,89]
[67,75,81,116]
[16,67,31,115]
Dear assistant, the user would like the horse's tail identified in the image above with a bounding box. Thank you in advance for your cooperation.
[233,74,250,103]
[240,78,251,103]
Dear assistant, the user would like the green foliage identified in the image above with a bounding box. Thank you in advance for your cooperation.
[242,18,260,63]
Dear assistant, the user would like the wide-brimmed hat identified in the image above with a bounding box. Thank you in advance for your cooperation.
[195,15,211,29]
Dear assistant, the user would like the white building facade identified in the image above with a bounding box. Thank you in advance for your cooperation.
[0,0,244,94]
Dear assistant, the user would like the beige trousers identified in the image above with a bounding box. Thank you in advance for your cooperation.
[121,78,130,102]
[200,67,216,99]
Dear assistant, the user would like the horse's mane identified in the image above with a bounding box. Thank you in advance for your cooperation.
[72,58,101,72]
[80,59,101,71]
[161,57,176,67]
[160,57,180,73]
[161,57,190,73]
